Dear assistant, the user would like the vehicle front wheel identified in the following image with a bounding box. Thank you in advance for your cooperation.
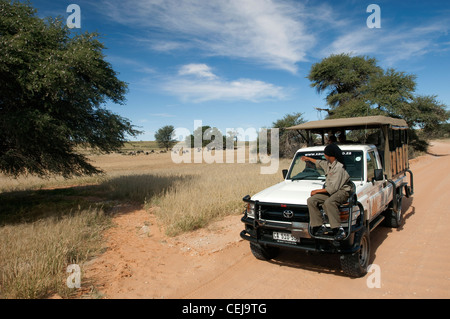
[340,228,370,277]
[250,242,279,261]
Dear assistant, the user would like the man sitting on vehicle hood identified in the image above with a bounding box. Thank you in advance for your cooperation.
[301,143,352,240]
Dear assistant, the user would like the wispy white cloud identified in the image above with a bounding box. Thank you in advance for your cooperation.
[99,0,316,73]
[161,63,287,103]
[319,18,450,65]
[100,1,450,72]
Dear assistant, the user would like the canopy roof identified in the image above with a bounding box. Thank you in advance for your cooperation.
[287,115,408,131]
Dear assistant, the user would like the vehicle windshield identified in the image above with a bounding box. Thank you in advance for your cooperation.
[287,151,363,181]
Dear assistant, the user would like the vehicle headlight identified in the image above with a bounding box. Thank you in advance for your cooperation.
[246,203,255,218]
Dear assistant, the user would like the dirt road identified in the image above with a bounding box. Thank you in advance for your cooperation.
[83,140,450,299]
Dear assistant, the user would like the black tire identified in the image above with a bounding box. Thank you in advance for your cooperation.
[340,228,370,277]
[384,193,403,228]
[249,242,279,261]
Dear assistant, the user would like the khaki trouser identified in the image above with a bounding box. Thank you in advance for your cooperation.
[307,189,349,229]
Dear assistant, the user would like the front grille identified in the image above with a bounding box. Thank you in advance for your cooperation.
[259,203,309,223]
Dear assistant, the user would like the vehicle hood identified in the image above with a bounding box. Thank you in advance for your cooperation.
[251,180,326,206]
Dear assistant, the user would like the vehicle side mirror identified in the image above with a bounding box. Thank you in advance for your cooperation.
[282,169,288,179]
[373,169,384,181]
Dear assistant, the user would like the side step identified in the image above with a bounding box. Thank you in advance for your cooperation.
[312,234,335,241]
[309,227,342,241]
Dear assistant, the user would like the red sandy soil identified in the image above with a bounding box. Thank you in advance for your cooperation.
[81,140,450,299]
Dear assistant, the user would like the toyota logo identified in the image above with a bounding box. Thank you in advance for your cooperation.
[283,210,294,219]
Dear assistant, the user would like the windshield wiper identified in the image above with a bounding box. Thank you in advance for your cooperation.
[291,176,307,181]
[291,175,317,181]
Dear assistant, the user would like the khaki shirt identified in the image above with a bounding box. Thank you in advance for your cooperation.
[316,159,351,195]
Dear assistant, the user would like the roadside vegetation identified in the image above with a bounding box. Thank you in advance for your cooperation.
[0,147,289,298]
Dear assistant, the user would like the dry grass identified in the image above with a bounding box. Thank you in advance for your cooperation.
[88,149,291,235]
[146,162,288,236]
[0,208,110,299]
[0,147,291,298]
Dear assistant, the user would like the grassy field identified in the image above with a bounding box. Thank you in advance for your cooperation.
[0,145,290,298]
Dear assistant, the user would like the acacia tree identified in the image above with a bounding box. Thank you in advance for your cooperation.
[308,53,449,150]
[272,112,306,157]
[0,1,140,177]
[154,125,176,150]
[308,54,381,110]
[185,125,225,149]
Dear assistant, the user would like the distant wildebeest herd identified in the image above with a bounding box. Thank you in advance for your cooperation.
[116,146,228,156]
[116,149,169,156]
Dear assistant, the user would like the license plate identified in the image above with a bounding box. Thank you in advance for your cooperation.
[273,232,299,243]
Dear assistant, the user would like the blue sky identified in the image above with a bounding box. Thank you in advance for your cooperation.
[31,0,450,141]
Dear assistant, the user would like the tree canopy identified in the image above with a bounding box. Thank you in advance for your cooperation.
[185,125,225,149]
[0,1,140,177]
[308,54,381,109]
[272,112,305,131]
[308,53,449,149]
[270,112,306,157]
[154,125,176,150]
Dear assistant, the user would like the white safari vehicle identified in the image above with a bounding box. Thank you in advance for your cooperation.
[241,116,414,277]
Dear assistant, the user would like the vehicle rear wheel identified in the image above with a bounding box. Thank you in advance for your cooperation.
[250,242,279,261]
[340,228,370,277]
[384,193,403,228]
